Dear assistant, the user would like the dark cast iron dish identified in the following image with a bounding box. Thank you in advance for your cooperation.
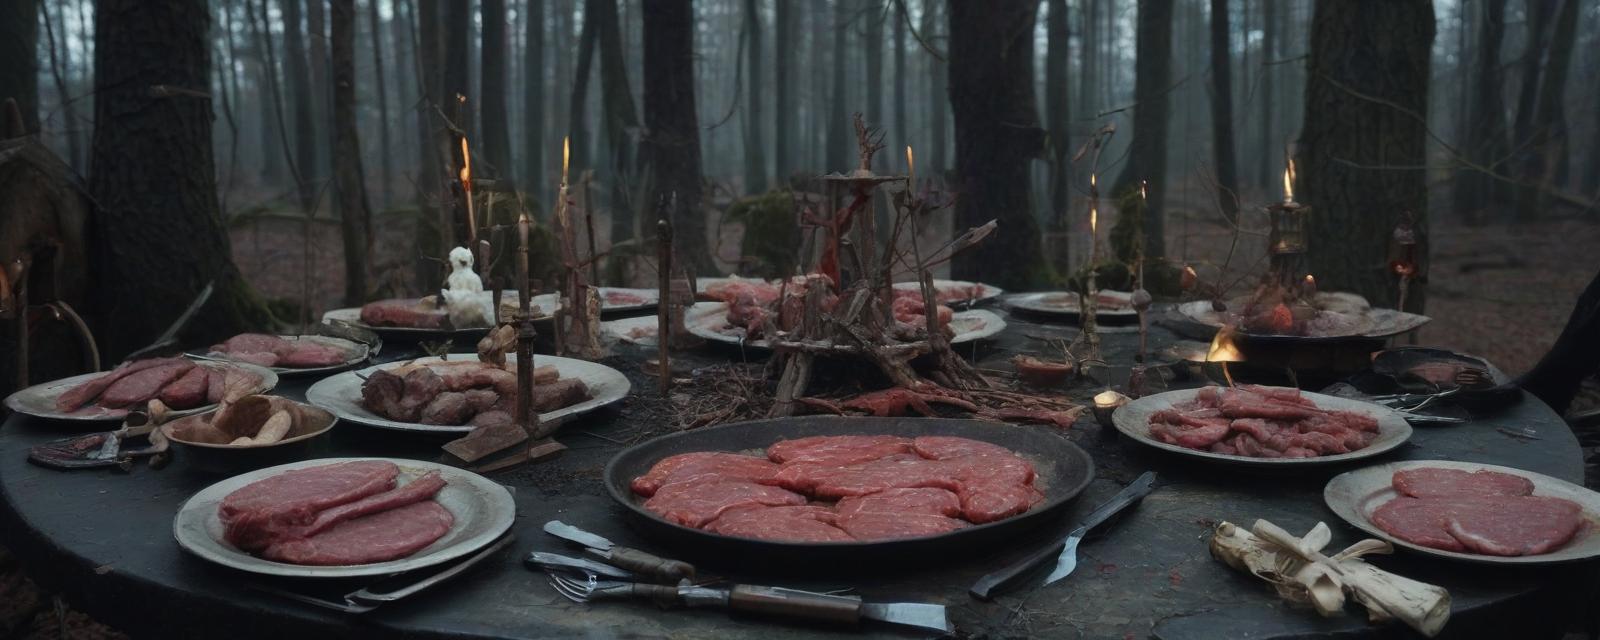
[604,416,1095,568]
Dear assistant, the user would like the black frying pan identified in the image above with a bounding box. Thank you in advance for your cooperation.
[603,416,1095,568]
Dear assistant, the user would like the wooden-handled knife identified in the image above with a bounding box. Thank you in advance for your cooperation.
[543,520,695,583]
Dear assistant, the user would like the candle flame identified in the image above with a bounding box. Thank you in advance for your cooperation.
[458,137,472,190]
[1283,160,1296,203]
[1090,204,1097,237]
[561,136,571,185]
[1140,179,1148,201]
[1206,325,1245,363]
[1093,390,1128,409]
[1090,173,1097,190]
[908,147,921,190]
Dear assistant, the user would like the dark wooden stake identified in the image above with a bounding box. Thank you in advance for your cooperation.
[656,218,673,395]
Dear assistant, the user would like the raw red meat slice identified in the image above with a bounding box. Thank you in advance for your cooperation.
[261,500,454,565]
[158,365,213,409]
[630,452,780,497]
[1217,392,1316,421]
[800,457,964,498]
[54,358,184,411]
[220,461,400,540]
[837,512,969,540]
[1228,418,1276,442]
[360,298,450,328]
[228,471,447,550]
[1172,423,1231,449]
[911,436,1012,461]
[643,481,807,527]
[765,435,912,466]
[705,506,852,542]
[1444,496,1583,556]
[835,488,962,519]
[1373,493,1584,556]
[278,341,349,367]
[98,360,196,408]
[1238,385,1315,407]
[1393,468,1534,499]
[957,480,1045,524]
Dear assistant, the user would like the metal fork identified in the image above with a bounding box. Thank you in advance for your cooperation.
[546,571,685,604]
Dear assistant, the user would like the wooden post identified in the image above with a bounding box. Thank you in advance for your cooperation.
[656,218,672,395]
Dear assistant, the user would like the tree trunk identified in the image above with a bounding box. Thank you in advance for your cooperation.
[307,0,332,178]
[480,0,512,178]
[283,0,320,211]
[773,0,792,183]
[392,0,416,178]
[1514,0,1579,218]
[0,0,38,133]
[252,11,284,183]
[367,0,393,208]
[1255,0,1275,186]
[1209,0,1239,222]
[593,0,639,243]
[442,0,473,137]
[412,0,440,202]
[90,0,272,358]
[947,0,1047,290]
[1111,0,1174,262]
[826,0,849,170]
[742,0,766,193]
[523,0,546,203]
[1045,0,1071,231]
[1298,0,1433,313]
[925,0,947,179]
[1453,0,1507,224]
[1079,0,1097,118]
[331,0,372,305]
[864,0,883,167]
[40,1,83,169]
[640,0,714,272]
[568,3,598,177]
[892,0,907,159]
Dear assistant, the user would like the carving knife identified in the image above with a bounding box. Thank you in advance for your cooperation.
[543,520,695,582]
[970,471,1158,600]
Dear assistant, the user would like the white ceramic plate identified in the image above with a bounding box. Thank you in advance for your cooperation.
[686,302,1007,349]
[1111,386,1412,467]
[172,457,515,578]
[1007,290,1139,318]
[601,315,660,347]
[890,279,1004,306]
[304,354,630,434]
[186,335,371,377]
[4,361,279,423]
[1324,459,1600,565]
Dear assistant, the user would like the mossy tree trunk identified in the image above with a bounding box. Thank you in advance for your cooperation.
[90,0,272,359]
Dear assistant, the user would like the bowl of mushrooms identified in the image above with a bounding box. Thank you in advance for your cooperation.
[161,394,336,473]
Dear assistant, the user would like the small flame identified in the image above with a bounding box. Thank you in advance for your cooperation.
[1140,179,1148,201]
[1303,274,1317,294]
[1283,160,1296,203]
[561,136,571,185]
[1090,172,1097,190]
[1206,325,1245,363]
[458,137,472,190]
[906,146,915,188]
[1094,390,1128,409]
[1089,204,1097,237]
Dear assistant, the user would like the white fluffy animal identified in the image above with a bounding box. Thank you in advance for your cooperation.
[442,246,493,328]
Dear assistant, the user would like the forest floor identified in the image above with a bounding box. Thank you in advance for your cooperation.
[5,198,1598,639]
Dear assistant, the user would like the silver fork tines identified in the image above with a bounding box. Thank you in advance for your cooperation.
[547,574,592,603]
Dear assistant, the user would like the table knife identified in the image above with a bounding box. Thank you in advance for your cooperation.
[543,520,695,582]
[970,471,1157,601]
[554,575,952,635]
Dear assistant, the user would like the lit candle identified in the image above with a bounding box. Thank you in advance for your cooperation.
[1303,274,1317,296]
[459,136,476,242]
[905,146,915,193]
[561,135,571,187]
[1282,159,1295,204]
[1092,389,1129,429]
[1089,173,1099,263]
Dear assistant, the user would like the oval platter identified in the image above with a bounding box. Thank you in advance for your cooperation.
[4,361,278,424]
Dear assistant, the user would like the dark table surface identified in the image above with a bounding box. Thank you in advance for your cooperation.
[1,303,1594,640]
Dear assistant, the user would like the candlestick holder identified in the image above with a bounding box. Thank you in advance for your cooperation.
[1265,200,1310,288]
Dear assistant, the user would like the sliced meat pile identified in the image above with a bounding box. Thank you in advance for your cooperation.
[630,435,1045,542]
[889,291,955,340]
[218,460,454,565]
[360,359,588,427]
[1146,385,1380,459]
[53,358,263,415]
[1371,467,1586,557]
[208,334,352,368]
[602,290,648,306]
